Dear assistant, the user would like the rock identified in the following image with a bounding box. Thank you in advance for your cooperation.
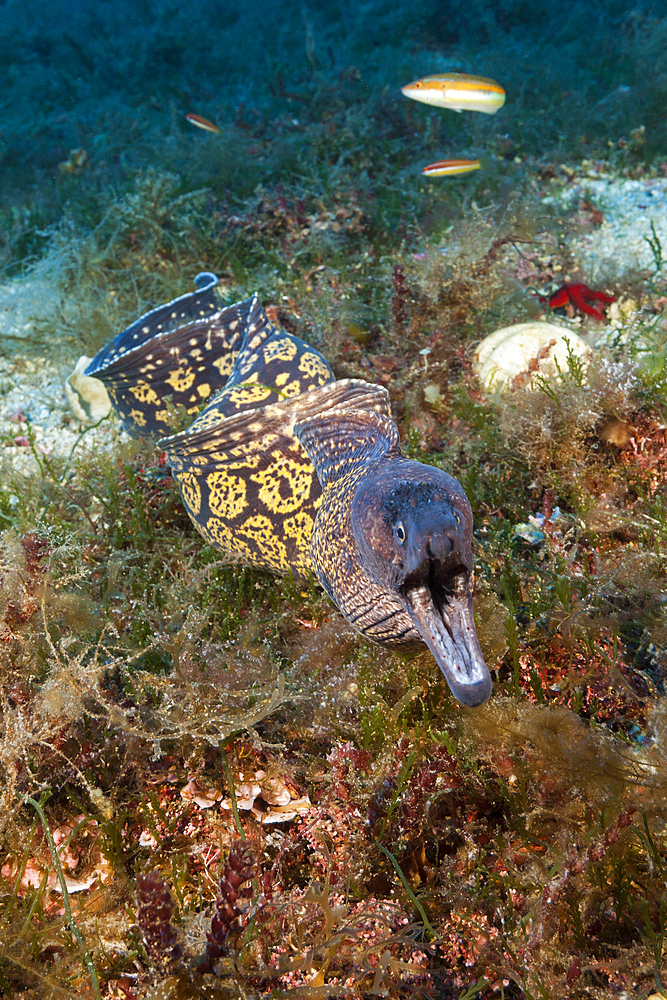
[473,322,594,392]
[65,356,112,424]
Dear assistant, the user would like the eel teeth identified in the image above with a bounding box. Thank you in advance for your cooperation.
[404,583,492,707]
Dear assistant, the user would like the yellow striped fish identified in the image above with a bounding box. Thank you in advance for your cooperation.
[401,73,505,114]
[422,158,481,177]
[185,113,222,134]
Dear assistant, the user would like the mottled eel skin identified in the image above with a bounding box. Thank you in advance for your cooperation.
[83,274,492,706]
[296,391,490,706]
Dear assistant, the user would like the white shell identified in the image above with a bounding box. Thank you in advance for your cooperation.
[66,356,112,424]
[473,322,594,392]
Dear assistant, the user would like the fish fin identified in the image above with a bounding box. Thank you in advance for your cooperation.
[188,306,335,424]
[88,295,256,384]
[83,295,258,435]
[295,405,401,489]
[161,378,389,470]
[86,273,225,372]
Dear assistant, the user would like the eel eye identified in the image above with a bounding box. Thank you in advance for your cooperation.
[395,521,406,545]
[454,512,462,527]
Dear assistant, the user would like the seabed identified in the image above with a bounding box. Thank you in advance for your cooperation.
[0,2,666,997]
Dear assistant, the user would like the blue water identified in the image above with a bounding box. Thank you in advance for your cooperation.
[0,0,663,217]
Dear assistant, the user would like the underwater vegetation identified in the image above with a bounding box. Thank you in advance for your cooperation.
[2,0,667,997]
[1,168,667,997]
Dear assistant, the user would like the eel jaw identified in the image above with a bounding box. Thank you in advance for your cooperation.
[402,577,492,707]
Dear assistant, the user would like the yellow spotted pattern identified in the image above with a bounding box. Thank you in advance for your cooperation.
[130,381,160,405]
[237,514,288,570]
[251,451,313,515]
[88,291,261,436]
[179,472,202,516]
[227,378,274,407]
[298,352,332,380]
[279,379,303,399]
[162,320,335,576]
[130,409,147,428]
[283,508,316,543]
[212,354,235,377]
[263,336,298,365]
[95,282,395,583]
[165,366,196,393]
[205,518,256,564]
[206,469,247,520]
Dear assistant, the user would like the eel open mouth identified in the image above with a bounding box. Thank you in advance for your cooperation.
[402,573,492,707]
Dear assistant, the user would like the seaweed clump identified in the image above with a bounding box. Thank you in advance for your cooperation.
[498,347,639,477]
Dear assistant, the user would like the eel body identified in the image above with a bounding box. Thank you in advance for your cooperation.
[295,393,491,705]
[78,274,492,706]
[84,272,248,435]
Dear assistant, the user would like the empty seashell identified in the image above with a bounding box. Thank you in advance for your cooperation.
[252,795,312,824]
[66,356,112,424]
[473,322,594,392]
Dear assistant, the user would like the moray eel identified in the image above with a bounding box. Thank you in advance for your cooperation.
[161,288,334,577]
[80,275,492,706]
[295,390,491,706]
[83,273,247,436]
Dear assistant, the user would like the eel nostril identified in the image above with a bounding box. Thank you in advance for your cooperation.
[446,527,466,553]
[428,532,451,559]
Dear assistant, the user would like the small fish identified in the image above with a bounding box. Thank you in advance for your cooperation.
[185,113,222,134]
[401,73,505,114]
[422,159,481,177]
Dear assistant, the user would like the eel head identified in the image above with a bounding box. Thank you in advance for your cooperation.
[351,460,492,707]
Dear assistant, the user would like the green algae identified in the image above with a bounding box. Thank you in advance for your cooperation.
[0,182,666,996]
